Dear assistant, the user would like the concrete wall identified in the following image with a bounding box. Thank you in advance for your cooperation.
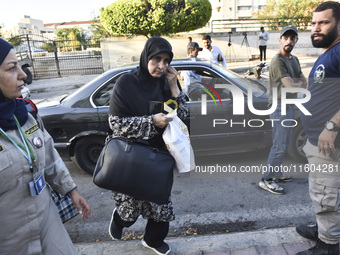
[101,31,322,71]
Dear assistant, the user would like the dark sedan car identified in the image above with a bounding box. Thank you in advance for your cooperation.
[38,61,306,174]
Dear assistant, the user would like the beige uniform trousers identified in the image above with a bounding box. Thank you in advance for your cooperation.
[303,140,340,244]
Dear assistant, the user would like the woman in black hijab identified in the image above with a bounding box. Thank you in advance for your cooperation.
[108,37,188,254]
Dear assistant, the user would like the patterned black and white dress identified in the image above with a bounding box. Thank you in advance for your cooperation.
[108,91,188,222]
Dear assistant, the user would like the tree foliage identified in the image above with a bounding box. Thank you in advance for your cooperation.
[254,0,323,30]
[7,35,23,47]
[100,0,212,37]
[89,16,111,39]
[56,28,86,51]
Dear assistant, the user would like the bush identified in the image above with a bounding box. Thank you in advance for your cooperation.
[100,0,212,37]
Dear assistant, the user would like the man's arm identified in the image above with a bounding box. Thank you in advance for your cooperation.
[263,31,269,41]
[217,47,227,68]
[298,73,308,88]
[281,74,306,88]
[318,109,340,155]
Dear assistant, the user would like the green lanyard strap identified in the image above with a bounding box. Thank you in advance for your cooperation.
[0,115,36,170]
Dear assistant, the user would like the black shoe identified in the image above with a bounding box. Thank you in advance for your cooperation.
[296,239,339,255]
[141,239,171,255]
[296,224,318,241]
[109,209,123,240]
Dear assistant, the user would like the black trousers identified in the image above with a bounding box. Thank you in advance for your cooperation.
[259,45,267,61]
[114,210,169,247]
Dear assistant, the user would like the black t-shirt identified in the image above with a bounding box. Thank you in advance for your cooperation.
[301,43,340,148]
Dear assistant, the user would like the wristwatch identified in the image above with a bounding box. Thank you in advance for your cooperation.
[325,121,340,131]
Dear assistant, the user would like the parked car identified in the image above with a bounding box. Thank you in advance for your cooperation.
[16,52,33,85]
[15,44,48,54]
[21,85,31,99]
[37,61,307,174]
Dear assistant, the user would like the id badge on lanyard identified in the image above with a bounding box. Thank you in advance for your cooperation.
[29,170,46,196]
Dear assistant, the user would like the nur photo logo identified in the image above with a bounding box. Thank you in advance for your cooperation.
[200,84,311,116]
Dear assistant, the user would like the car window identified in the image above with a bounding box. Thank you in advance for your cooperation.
[211,63,267,96]
[92,79,116,107]
[177,67,232,102]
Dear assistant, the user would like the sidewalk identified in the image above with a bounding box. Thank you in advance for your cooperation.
[74,227,314,255]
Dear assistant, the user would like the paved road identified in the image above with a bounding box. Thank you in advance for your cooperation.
[63,150,314,244]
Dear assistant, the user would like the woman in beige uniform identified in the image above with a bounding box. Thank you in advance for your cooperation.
[0,38,90,255]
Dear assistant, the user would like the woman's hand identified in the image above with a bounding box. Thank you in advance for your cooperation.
[166,66,180,97]
[153,113,173,129]
[70,188,91,221]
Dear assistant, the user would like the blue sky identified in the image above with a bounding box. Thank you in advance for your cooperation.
[1,0,116,28]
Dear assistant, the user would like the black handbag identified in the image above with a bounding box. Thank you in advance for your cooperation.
[93,136,175,205]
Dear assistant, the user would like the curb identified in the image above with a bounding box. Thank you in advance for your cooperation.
[74,227,314,255]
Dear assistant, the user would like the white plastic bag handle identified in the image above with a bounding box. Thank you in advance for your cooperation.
[164,99,178,114]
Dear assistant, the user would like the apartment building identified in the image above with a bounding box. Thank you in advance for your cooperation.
[211,0,267,19]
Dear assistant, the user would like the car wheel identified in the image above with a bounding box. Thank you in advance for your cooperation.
[23,67,33,85]
[74,136,105,175]
[287,123,308,162]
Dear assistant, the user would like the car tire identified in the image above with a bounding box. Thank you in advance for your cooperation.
[287,123,308,162]
[74,136,105,175]
[23,67,33,85]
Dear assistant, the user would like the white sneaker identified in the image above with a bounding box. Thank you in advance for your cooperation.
[259,178,284,195]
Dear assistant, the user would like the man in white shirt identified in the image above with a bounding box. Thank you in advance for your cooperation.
[180,42,203,95]
[258,27,269,62]
[199,35,227,68]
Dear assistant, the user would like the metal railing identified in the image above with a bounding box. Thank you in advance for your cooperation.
[10,34,103,79]
[211,18,312,33]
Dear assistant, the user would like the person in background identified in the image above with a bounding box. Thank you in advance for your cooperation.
[108,37,188,255]
[258,26,269,63]
[0,38,90,255]
[199,34,227,68]
[296,2,340,254]
[187,36,192,55]
[180,42,203,94]
[259,26,307,195]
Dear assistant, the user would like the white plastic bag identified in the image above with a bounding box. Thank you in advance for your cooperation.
[162,108,195,173]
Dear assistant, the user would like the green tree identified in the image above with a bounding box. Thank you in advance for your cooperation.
[40,42,55,52]
[67,31,81,51]
[254,0,323,30]
[7,35,23,47]
[89,15,111,39]
[100,0,212,37]
[57,28,84,51]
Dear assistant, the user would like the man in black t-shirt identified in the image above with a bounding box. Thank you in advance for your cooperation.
[296,2,340,254]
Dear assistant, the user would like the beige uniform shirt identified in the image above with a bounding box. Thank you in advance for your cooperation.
[0,114,76,255]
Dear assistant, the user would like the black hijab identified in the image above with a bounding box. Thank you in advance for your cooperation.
[109,37,174,118]
[0,38,28,131]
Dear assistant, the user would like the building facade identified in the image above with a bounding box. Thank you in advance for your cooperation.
[211,0,267,19]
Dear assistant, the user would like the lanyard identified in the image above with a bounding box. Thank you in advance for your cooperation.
[0,115,36,171]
